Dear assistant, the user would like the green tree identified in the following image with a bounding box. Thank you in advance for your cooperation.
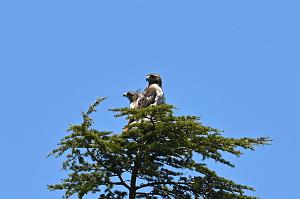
[48,97,271,199]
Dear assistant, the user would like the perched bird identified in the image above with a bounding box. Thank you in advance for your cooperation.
[122,91,141,131]
[138,73,165,108]
[123,91,140,109]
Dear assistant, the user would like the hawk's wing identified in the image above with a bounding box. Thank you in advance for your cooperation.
[138,87,157,108]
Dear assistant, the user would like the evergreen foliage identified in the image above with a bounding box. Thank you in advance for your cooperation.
[48,97,271,199]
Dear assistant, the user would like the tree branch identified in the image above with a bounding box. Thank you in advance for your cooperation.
[85,147,130,190]
[117,174,130,190]
[136,181,189,190]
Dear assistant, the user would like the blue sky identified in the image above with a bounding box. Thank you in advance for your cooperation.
[0,1,299,198]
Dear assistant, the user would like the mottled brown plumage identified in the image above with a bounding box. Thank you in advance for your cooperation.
[138,73,165,108]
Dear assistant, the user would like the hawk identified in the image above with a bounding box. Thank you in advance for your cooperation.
[123,91,141,109]
[138,73,165,108]
[123,91,141,131]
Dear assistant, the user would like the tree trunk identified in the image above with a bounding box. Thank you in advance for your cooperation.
[129,188,136,199]
[129,158,139,199]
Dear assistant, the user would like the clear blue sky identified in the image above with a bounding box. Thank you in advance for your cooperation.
[0,1,299,198]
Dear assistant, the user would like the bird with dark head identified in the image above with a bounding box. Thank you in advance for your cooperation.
[146,73,162,87]
[123,91,140,109]
[138,73,165,108]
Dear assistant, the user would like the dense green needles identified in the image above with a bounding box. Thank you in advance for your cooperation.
[48,97,271,199]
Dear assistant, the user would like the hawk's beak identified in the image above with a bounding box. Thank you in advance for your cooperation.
[146,75,150,81]
[123,93,127,97]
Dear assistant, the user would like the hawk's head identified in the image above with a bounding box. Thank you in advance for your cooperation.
[123,91,140,103]
[146,73,162,87]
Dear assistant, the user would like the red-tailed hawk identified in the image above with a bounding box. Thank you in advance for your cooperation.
[123,91,141,109]
[138,73,165,108]
[123,91,141,131]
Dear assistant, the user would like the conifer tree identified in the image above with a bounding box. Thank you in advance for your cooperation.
[48,97,271,199]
